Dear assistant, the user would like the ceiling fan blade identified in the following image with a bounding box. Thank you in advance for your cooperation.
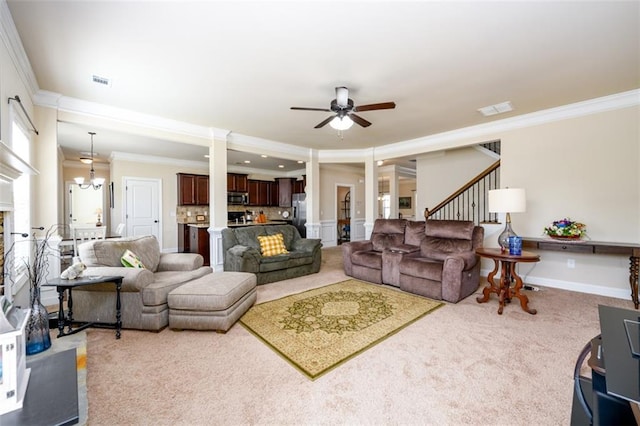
[291,107,331,112]
[314,115,336,129]
[353,102,396,112]
[350,113,372,128]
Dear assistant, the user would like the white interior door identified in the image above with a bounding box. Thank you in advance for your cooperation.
[124,177,161,244]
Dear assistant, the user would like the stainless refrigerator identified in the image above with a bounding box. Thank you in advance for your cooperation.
[292,193,307,237]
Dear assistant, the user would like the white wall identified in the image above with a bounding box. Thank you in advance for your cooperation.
[110,157,208,251]
[422,106,638,298]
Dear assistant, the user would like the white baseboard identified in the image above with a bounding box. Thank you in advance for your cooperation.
[480,268,632,301]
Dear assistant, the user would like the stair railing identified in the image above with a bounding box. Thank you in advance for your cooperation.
[424,160,500,224]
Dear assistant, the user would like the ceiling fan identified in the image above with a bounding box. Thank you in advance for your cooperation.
[291,86,396,130]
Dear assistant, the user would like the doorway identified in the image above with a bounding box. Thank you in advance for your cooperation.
[124,177,162,244]
[336,184,352,245]
[66,182,107,237]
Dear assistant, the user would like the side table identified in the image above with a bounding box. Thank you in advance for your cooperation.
[43,275,123,339]
[475,247,540,315]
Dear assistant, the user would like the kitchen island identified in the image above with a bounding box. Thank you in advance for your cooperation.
[188,223,210,266]
[226,220,291,228]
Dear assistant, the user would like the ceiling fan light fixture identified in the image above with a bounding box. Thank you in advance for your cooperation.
[330,115,353,130]
[336,86,349,107]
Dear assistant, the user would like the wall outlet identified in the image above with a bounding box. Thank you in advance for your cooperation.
[567,258,575,269]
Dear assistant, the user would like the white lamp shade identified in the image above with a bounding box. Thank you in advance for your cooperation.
[93,177,105,186]
[74,177,85,185]
[329,115,354,130]
[488,188,526,213]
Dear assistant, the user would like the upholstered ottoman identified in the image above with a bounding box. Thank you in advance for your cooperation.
[168,271,257,332]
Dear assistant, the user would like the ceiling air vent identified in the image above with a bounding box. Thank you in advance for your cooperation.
[478,101,513,117]
[92,75,112,87]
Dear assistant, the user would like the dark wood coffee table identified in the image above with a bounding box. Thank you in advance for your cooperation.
[0,349,79,425]
[475,247,540,315]
[43,275,123,339]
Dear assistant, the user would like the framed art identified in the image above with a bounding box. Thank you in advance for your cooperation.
[399,197,411,209]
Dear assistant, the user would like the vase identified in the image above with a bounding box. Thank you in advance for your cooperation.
[25,286,52,355]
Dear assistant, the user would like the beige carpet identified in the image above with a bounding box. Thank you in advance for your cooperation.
[85,246,635,425]
[240,279,443,379]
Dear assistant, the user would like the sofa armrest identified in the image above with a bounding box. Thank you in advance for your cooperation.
[292,238,321,253]
[157,253,204,272]
[83,266,154,292]
[444,251,478,270]
[224,245,261,273]
[341,240,373,276]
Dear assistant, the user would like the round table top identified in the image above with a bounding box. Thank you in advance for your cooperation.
[476,247,540,262]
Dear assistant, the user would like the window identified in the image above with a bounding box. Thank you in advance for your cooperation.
[9,117,32,295]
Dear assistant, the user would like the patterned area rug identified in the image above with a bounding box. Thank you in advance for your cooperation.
[240,279,443,379]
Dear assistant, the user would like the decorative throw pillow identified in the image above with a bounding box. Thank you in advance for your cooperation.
[257,233,289,257]
[121,249,146,268]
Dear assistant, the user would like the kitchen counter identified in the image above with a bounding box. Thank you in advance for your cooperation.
[227,220,289,227]
[187,223,210,228]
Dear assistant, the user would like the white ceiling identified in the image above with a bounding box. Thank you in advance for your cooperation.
[6,1,640,170]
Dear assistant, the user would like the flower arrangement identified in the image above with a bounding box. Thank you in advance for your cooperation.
[543,218,586,239]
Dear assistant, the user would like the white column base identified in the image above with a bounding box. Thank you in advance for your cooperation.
[208,226,225,272]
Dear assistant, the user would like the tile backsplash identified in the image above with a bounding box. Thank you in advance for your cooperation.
[177,205,293,224]
[176,206,209,224]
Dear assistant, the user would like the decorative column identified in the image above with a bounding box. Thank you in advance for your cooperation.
[363,149,378,239]
[208,130,230,271]
[305,149,321,238]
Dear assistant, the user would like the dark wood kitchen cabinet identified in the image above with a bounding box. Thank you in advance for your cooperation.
[178,224,190,252]
[178,173,209,205]
[276,178,295,207]
[293,175,306,194]
[247,179,272,206]
[189,226,210,266]
[227,173,248,193]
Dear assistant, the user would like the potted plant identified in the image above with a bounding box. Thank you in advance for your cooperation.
[3,225,63,355]
[543,218,587,240]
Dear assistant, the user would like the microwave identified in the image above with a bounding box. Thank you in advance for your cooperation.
[228,192,248,205]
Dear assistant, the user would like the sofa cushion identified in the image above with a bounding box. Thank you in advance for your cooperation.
[404,221,426,246]
[351,250,382,270]
[371,233,405,252]
[425,220,474,240]
[79,235,161,272]
[371,219,407,251]
[265,225,297,249]
[234,226,266,250]
[257,233,289,257]
[399,257,443,281]
[142,268,212,306]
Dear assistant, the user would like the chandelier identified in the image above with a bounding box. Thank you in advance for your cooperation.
[74,132,105,190]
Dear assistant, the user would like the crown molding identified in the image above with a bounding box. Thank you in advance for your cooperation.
[227,164,305,178]
[0,1,39,95]
[376,89,640,159]
[62,160,110,170]
[110,151,208,170]
[227,133,309,161]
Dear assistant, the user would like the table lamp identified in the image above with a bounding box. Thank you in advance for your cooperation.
[96,208,103,227]
[488,188,526,252]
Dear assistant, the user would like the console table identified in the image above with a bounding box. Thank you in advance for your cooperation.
[522,237,640,309]
[44,275,123,339]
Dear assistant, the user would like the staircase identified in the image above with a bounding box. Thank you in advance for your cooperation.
[424,156,501,226]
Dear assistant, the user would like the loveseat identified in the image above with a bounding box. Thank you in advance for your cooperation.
[221,224,322,284]
[342,219,484,303]
[74,235,212,330]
